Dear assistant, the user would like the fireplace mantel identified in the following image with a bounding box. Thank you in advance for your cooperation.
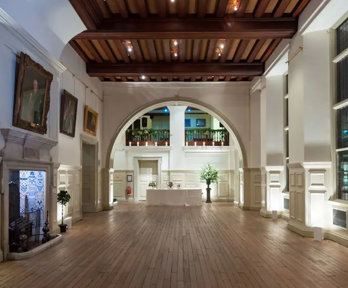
[0,128,57,161]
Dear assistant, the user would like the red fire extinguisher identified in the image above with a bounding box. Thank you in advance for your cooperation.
[127,186,132,195]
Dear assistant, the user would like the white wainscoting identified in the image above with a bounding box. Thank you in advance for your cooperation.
[260,166,284,218]
[113,169,235,202]
[58,165,82,223]
[243,168,262,210]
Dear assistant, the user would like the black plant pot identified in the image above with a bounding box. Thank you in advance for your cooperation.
[59,224,67,233]
[206,180,212,203]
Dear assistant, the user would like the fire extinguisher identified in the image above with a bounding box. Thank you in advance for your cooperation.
[127,186,132,195]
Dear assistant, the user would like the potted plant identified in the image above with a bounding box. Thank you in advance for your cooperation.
[148,181,157,188]
[200,164,219,203]
[57,190,71,233]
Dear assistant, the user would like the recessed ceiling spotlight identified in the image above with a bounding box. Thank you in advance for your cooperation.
[141,75,146,80]
[170,0,175,2]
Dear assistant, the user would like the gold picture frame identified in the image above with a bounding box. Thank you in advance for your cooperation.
[13,52,53,134]
[83,106,98,136]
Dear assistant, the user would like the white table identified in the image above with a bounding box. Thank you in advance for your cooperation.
[146,188,202,206]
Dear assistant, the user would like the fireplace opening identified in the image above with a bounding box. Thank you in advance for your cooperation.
[8,170,46,252]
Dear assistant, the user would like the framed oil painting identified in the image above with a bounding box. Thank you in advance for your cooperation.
[13,52,53,134]
[60,90,78,137]
[84,106,98,136]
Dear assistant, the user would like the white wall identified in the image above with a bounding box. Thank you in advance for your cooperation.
[0,1,84,59]
[0,13,103,224]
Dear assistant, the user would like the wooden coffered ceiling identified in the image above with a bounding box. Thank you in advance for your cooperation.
[69,0,311,82]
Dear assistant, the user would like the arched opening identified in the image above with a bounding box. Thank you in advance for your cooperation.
[105,99,246,207]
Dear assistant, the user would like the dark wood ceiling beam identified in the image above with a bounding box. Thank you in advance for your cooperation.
[131,40,144,63]
[293,0,311,17]
[179,40,186,62]
[69,0,96,30]
[274,0,292,18]
[235,0,249,17]
[95,0,111,19]
[197,0,208,17]
[216,0,229,17]
[86,62,264,77]
[162,40,171,62]
[70,40,89,62]
[99,40,117,63]
[220,39,232,63]
[233,40,249,63]
[146,40,158,63]
[136,0,148,18]
[206,39,217,63]
[156,0,166,17]
[261,38,281,62]
[115,0,129,18]
[192,39,201,63]
[114,40,130,63]
[177,0,188,17]
[83,40,103,63]
[75,17,297,39]
[254,0,272,18]
[247,39,266,63]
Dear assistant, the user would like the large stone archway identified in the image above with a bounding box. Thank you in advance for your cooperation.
[101,82,252,209]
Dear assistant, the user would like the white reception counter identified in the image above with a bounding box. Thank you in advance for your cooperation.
[146,188,202,206]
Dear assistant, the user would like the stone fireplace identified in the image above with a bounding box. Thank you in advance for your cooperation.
[0,128,58,261]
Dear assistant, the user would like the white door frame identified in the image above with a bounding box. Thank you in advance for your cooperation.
[134,157,162,201]
[80,134,99,212]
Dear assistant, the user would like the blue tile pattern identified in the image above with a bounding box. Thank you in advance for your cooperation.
[19,170,46,215]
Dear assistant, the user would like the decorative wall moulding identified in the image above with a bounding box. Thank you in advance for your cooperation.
[0,128,57,161]
[0,8,66,74]
[1,129,57,151]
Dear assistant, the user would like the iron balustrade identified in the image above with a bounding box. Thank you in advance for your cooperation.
[126,129,170,146]
[185,129,229,146]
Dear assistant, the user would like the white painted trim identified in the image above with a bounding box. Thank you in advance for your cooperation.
[102,81,251,89]
[333,98,348,110]
[333,47,348,63]
[336,147,348,153]
[0,8,66,74]
[183,146,231,153]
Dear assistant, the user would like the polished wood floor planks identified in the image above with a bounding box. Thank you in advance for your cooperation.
[1,202,348,288]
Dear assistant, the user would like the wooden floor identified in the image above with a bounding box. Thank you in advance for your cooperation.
[1,202,348,288]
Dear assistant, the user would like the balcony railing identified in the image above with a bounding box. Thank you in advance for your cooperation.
[185,129,229,146]
[126,129,170,146]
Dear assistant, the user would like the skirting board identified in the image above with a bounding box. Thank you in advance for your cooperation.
[288,220,348,248]
[260,208,290,220]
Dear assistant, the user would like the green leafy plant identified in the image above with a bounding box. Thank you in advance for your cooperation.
[200,164,219,185]
[148,181,157,188]
[200,164,218,203]
[57,190,71,226]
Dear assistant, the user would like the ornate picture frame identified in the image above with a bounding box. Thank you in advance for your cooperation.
[84,106,98,136]
[60,90,78,137]
[13,52,53,134]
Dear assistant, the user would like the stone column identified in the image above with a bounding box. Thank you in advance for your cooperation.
[168,106,187,171]
[260,75,285,217]
[288,30,332,235]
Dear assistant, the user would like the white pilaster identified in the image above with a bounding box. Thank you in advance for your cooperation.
[168,106,187,170]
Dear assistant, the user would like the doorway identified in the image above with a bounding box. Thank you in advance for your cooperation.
[82,142,97,212]
[137,160,158,200]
